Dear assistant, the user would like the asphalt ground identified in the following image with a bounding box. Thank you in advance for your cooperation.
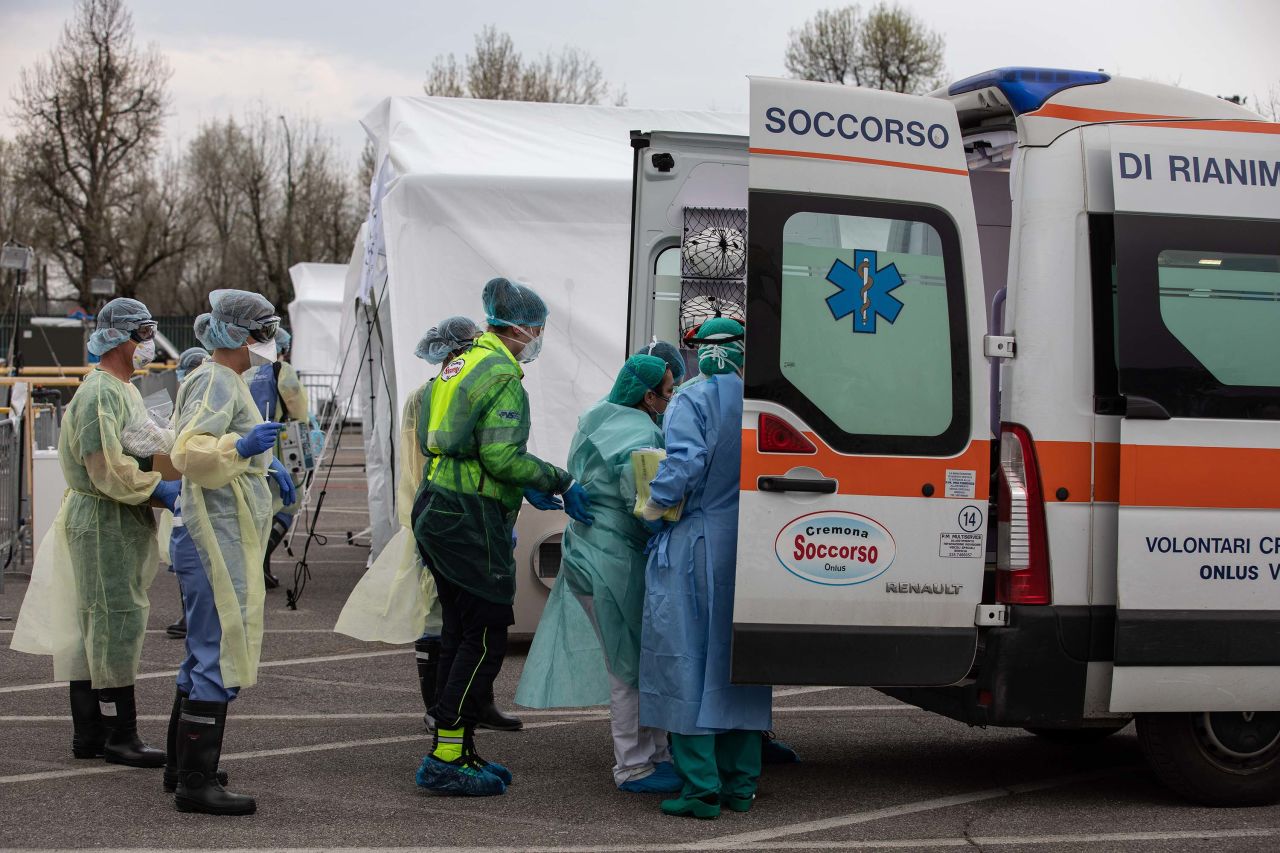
[2,434,1279,852]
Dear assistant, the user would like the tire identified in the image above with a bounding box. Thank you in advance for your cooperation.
[1136,711,1280,806]
[1025,722,1130,745]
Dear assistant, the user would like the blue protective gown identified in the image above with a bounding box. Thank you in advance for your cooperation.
[246,362,298,528]
[637,373,772,736]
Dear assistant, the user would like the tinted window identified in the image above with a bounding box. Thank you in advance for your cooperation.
[779,212,953,437]
[746,191,970,456]
[1156,249,1280,387]
[1115,214,1280,420]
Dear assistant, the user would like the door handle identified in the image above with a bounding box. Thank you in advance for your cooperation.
[757,476,837,494]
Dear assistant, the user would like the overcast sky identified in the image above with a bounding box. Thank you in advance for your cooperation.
[2,0,1278,165]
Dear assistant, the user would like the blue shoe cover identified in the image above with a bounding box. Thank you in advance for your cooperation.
[477,758,513,786]
[415,755,506,796]
[619,763,682,794]
[762,734,800,765]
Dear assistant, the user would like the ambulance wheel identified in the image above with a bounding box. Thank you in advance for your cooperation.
[1137,711,1280,806]
[1024,722,1129,744]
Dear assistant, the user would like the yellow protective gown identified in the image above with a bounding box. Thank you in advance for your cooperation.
[334,382,442,642]
[172,360,272,689]
[10,369,162,687]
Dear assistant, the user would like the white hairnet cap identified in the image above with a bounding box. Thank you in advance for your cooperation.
[88,298,152,356]
[482,278,548,328]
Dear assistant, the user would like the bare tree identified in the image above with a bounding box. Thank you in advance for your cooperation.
[425,54,466,98]
[859,3,945,94]
[785,3,945,95]
[424,26,622,105]
[520,47,608,105]
[166,112,360,313]
[12,0,172,303]
[0,139,42,247]
[785,6,863,86]
[466,26,524,100]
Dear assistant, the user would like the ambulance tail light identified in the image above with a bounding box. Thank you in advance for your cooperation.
[996,423,1051,605]
[758,413,817,454]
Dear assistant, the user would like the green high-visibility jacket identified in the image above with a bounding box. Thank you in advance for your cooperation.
[412,332,570,604]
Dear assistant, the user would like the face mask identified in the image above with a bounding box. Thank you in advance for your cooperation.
[131,339,156,370]
[512,326,544,364]
[248,338,277,367]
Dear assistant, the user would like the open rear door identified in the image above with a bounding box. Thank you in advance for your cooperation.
[626,131,747,354]
[1107,125,1280,712]
[733,78,990,687]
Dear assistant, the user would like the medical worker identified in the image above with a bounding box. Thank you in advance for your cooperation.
[411,277,593,796]
[166,345,211,641]
[634,338,687,391]
[675,317,744,392]
[638,317,772,819]
[10,298,178,767]
[167,289,294,815]
[244,327,309,590]
[518,353,682,793]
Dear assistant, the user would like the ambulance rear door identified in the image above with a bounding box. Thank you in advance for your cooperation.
[1106,124,1280,712]
[626,130,747,354]
[733,78,991,687]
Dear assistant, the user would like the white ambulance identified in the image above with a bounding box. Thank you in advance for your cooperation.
[626,68,1280,806]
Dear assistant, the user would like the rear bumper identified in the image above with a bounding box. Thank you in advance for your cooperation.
[882,604,1115,728]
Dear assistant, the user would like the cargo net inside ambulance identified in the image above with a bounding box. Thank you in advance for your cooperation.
[680,207,746,348]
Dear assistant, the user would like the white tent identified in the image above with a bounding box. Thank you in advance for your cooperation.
[346,96,745,631]
[287,262,349,419]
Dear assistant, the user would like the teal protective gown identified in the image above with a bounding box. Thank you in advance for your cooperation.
[516,401,662,708]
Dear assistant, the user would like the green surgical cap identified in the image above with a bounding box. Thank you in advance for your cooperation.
[607,354,668,406]
[693,317,745,376]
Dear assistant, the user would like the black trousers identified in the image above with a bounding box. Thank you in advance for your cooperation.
[426,564,514,730]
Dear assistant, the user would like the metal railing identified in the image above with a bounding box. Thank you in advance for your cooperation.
[298,372,343,425]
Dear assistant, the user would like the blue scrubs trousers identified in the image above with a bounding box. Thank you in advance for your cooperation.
[171,522,239,702]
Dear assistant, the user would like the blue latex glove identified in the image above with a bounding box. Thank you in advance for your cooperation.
[511,529,518,549]
[236,421,284,458]
[269,458,297,506]
[562,482,595,526]
[523,488,563,511]
[151,479,180,512]
[643,517,671,535]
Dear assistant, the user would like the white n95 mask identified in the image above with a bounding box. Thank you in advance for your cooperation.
[131,339,156,370]
[248,338,277,367]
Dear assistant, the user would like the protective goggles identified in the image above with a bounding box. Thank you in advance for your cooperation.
[246,316,281,343]
[129,321,158,343]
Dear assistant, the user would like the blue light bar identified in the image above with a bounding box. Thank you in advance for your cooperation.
[948,67,1110,115]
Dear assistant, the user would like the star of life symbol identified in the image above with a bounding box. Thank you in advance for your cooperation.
[825,249,905,334]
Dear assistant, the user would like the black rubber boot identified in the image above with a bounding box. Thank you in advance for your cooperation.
[414,637,440,730]
[174,699,256,815]
[69,680,105,759]
[262,517,288,590]
[100,685,165,768]
[475,686,523,732]
[164,690,228,793]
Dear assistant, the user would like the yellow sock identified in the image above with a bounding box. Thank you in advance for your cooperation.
[433,727,464,762]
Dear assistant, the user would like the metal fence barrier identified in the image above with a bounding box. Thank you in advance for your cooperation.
[0,417,23,591]
[299,372,343,425]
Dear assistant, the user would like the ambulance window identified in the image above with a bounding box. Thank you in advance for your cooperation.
[652,246,682,348]
[1156,250,1280,387]
[1113,214,1280,420]
[746,192,970,456]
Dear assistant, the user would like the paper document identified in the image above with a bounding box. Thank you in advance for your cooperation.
[631,448,683,522]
